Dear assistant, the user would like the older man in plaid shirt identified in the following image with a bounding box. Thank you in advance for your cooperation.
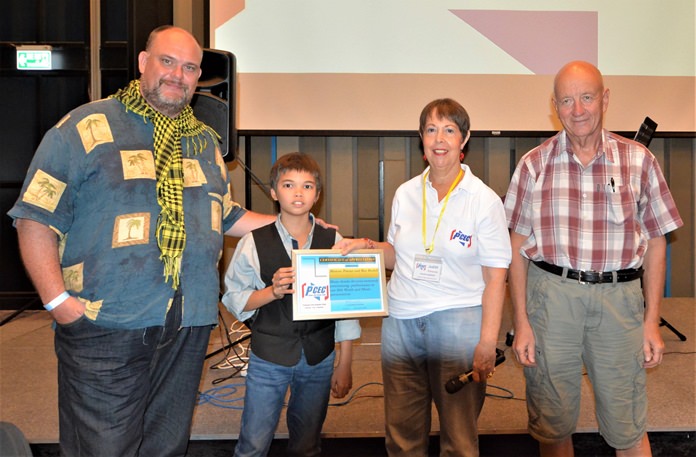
[504,61,683,457]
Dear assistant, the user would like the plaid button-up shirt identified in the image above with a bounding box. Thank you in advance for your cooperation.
[505,129,683,272]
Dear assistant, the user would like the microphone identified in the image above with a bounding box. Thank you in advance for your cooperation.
[445,348,506,394]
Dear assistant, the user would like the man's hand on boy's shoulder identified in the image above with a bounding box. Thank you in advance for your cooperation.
[315,217,338,231]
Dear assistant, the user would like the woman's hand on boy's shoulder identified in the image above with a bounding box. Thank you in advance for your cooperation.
[332,238,370,255]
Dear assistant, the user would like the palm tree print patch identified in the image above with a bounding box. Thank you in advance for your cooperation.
[112,212,150,248]
[121,150,156,180]
[62,262,84,293]
[183,159,208,187]
[22,169,67,212]
[77,113,114,154]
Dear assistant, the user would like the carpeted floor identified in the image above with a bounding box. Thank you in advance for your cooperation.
[27,432,696,456]
[3,297,694,456]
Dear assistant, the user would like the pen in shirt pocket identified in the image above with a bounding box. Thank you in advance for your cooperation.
[600,179,615,193]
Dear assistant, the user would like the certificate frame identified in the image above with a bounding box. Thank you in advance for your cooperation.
[291,249,388,321]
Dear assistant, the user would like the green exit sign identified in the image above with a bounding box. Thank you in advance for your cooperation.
[17,47,52,70]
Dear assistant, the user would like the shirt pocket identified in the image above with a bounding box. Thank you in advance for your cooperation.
[606,182,636,226]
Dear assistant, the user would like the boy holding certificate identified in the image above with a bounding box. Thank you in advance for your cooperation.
[222,152,361,457]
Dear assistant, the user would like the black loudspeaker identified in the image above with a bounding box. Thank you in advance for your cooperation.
[191,49,237,160]
[633,116,657,147]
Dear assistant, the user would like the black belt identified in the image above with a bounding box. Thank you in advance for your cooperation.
[533,261,643,284]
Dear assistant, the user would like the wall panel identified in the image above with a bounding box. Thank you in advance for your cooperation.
[298,136,327,221]
[327,137,355,234]
[666,139,695,296]
[356,137,380,224]
[233,133,695,296]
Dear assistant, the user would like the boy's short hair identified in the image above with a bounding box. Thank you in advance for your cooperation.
[269,152,323,193]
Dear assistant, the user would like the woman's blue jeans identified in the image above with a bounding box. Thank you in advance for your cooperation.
[381,307,486,457]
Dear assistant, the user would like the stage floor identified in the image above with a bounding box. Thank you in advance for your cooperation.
[1,298,694,444]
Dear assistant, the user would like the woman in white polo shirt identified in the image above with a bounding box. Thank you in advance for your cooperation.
[337,98,511,457]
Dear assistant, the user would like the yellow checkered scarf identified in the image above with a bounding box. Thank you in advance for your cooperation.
[111,80,217,288]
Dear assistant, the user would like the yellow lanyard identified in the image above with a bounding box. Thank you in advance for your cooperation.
[422,168,462,254]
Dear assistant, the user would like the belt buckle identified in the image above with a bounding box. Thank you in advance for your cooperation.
[578,270,602,285]
[576,269,588,284]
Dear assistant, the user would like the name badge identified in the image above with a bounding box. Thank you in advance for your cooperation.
[412,254,443,282]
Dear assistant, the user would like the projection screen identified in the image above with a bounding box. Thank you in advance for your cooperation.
[210,0,695,134]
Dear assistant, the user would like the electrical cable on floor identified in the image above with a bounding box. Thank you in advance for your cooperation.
[663,350,696,355]
[480,347,526,402]
[198,383,247,409]
[328,382,384,407]
[485,384,522,401]
[211,364,247,385]
[210,310,250,368]
[198,381,386,410]
[209,309,234,364]
[212,352,249,371]
[207,309,252,384]
[198,379,526,410]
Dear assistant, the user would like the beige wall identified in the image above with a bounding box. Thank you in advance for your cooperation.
[234,74,696,133]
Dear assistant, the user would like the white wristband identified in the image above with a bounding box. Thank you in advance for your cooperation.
[44,291,70,311]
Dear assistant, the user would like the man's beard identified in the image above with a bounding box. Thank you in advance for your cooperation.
[141,79,192,118]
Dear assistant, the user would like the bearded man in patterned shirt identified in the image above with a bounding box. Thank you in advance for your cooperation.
[504,61,683,457]
[9,26,275,456]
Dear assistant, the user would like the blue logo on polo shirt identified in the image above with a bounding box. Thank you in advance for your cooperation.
[450,229,473,248]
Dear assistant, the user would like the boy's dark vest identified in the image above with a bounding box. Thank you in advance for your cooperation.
[248,223,337,367]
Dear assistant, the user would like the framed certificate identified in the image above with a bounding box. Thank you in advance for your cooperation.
[291,249,388,321]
